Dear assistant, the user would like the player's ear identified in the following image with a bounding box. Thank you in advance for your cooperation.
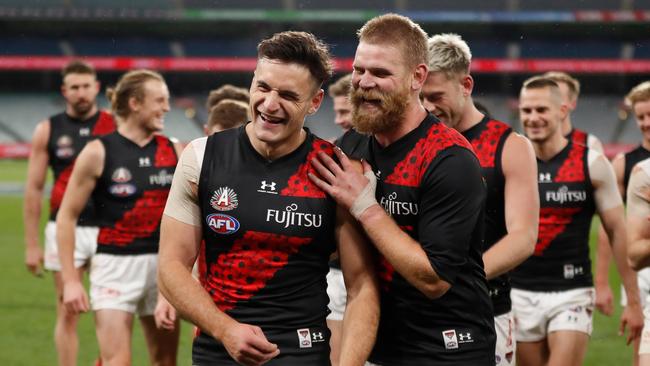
[309,88,324,115]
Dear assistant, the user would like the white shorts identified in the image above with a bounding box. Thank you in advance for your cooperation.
[44,221,98,271]
[511,287,594,342]
[90,253,158,316]
[640,304,650,355]
[326,267,347,321]
[495,311,516,365]
[621,268,650,307]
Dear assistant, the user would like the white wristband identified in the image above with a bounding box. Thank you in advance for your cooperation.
[350,169,378,219]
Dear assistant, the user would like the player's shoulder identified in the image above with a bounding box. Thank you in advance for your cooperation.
[632,158,650,176]
[485,118,512,131]
[310,132,336,155]
[426,119,473,151]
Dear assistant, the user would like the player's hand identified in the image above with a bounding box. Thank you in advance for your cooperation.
[309,148,378,218]
[154,294,177,331]
[221,322,280,366]
[595,283,614,316]
[25,246,44,277]
[62,280,89,315]
[620,302,644,345]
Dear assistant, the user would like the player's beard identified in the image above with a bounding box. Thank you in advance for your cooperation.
[350,85,409,135]
[72,99,93,117]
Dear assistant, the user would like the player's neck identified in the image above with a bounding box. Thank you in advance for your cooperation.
[561,117,573,136]
[117,120,155,147]
[374,104,427,147]
[65,105,98,121]
[642,138,650,151]
[455,104,484,133]
[246,123,306,161]
[534,132,568,161]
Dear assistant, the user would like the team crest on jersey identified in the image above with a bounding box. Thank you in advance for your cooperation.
[206,213,240,235]
[55,135,74,158]
[109,167,136,197]
[111,167,132,183]
[210,187,238,211]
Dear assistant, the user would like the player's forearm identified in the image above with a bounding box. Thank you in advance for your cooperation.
[23,187,44,248]
[611,230,642,305]
[56,214,79,283]
[358,205,448,299]
[482,228,535,280]
[339,274,379,366]
[595,224,614,285]
[158,258,236,342]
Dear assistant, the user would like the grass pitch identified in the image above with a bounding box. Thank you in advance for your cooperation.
[0,160,636,365]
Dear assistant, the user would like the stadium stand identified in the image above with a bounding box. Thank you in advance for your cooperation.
[519,40,623,59]
[0,37,62,56]
[0,94,202,144]
[69,37,173,56]
[182,38,259,57]
[0,0,648,155]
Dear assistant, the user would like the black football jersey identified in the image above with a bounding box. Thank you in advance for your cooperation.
[462,117,513,316]
[624,145,650,197]
[511,141,596,291]
[47,110,115,224]
[194,126,337,365]
[93,132,177,255]
[366,114,495,366]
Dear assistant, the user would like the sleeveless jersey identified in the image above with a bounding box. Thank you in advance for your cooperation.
[367,114,495,365]
[47,110,115,224]
[194,126,337,365]
[462,116,512,316]
[624,145,650,196]
[93,132,177,255]
[566,128,588,147]
[511,141,595,291]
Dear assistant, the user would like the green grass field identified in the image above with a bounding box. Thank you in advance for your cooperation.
[0,160,193,365]
[0,160,635,365]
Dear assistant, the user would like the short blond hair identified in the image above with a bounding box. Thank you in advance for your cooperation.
[626,81,650,108]
[543,71,581,101]
[427,33,472,79]
[357,13,428,69]
[328,74,352,98]
[521,75,563,105]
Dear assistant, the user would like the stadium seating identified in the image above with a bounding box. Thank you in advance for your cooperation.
[70,37,173,57]
[520,40,623,59]
[0,37,62,56]
[0,94,202,144]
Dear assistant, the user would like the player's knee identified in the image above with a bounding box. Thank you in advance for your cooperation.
[57,311,79,327]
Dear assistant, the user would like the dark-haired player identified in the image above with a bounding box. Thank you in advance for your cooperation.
[23,59,115,366]
[158,31,379,366]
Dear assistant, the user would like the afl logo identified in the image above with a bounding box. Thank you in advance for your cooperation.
[206,214,240,235]
[112,167,132,183]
